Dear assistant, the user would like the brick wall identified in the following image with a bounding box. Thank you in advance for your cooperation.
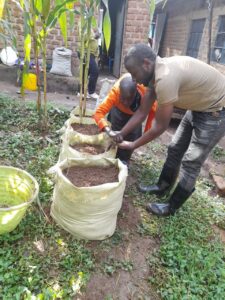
[121,0,150,73]
[1,0,79,73]
[1,0,150,77]
[160,15,190,56]
[160,0,225,75]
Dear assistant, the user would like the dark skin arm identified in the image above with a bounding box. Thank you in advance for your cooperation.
[118,103,174,151]
[111,88,156,142]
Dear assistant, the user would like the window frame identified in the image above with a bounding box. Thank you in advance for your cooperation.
[212,15,225,65]
[186,18,206,58]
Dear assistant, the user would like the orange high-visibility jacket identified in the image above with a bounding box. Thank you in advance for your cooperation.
[93,74,157,132]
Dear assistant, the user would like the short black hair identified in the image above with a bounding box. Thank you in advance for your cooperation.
[119,75,136,95]
[124,43,156,68]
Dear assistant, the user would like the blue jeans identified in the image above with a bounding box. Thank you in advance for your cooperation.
[164,108,225,191]
[88,54,99,94]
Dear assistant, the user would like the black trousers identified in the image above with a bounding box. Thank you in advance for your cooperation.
[109,107,142,162]
[88,54,99,94]
[164,109,225,192]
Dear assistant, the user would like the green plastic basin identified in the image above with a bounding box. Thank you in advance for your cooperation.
[0,166,39,234]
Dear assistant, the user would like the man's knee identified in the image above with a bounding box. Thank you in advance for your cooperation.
[179,158,202,191]
[167,143,181,160]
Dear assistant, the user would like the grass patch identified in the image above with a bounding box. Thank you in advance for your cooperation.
[132,142,225,300]
[0,94,95,299]
[212,145,225,161]
[103,257,133,275]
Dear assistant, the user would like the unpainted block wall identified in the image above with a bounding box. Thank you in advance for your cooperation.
[1,0,151,77]
[160,0,225,74]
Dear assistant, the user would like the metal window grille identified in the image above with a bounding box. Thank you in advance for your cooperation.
[212,15,225,64]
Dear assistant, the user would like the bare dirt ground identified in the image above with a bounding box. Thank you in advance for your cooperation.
[0,72,113,111]
[0,80,85,110]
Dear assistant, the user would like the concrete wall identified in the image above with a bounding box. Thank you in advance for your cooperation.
[159,0,225,74]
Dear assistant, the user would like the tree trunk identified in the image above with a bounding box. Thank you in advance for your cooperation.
[79,12,85,123]
[31,9,41,114]
[83,14,93,117]
[42,30,48,129]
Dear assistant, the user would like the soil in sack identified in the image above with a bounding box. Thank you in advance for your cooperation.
[70,143,105,155]
[71,123,99,135]
[0,204,9,208]
[63,165,119,187]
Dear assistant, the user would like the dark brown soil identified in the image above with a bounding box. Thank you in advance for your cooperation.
[63,166,118,187]
[71,123,99,135]
[70,143,105,155]
[0,204,9,208]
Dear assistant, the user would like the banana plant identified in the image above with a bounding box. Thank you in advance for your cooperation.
[11,0,77,128]
[0,10,17,49]
[144,0,156,20]
[0,0,6,19]
[79,0,100,120]
[78,0,111,121]
[102,0,111,53]
[4,0,111,126]
[33,0,77,125]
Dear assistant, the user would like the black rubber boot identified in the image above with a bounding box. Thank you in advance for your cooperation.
[146,203,171,216]
[146,184,195,217]
[138,165,179,196]
[169,184,195,213]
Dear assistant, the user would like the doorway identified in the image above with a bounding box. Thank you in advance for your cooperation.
[99,0,127,78]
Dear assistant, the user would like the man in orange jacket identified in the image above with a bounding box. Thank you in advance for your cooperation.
[93,74,157,164]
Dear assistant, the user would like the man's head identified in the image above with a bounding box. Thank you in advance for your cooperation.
[119,76,137,107]
[124,43,156,86]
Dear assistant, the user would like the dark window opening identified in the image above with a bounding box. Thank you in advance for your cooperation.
[186,18,205,58]
[212,15,225,65]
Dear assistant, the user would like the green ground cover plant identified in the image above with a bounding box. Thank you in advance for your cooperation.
[212,145,225,161]
[129,142,225,300]
[0,94,94,299]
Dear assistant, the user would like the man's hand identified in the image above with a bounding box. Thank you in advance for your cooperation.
[104,127,124,143]
[119,88,156,138]
[118,141,135,151]
[118,103,174,150]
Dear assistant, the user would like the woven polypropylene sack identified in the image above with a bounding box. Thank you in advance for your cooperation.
[95,78,116,109]
[0,47,18,66]
[50,158,127,240]
[50,47,72,77]
[61,115,105,139]
[59,130,117,161]
[70,106,95,118]
[0,166,39,234]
